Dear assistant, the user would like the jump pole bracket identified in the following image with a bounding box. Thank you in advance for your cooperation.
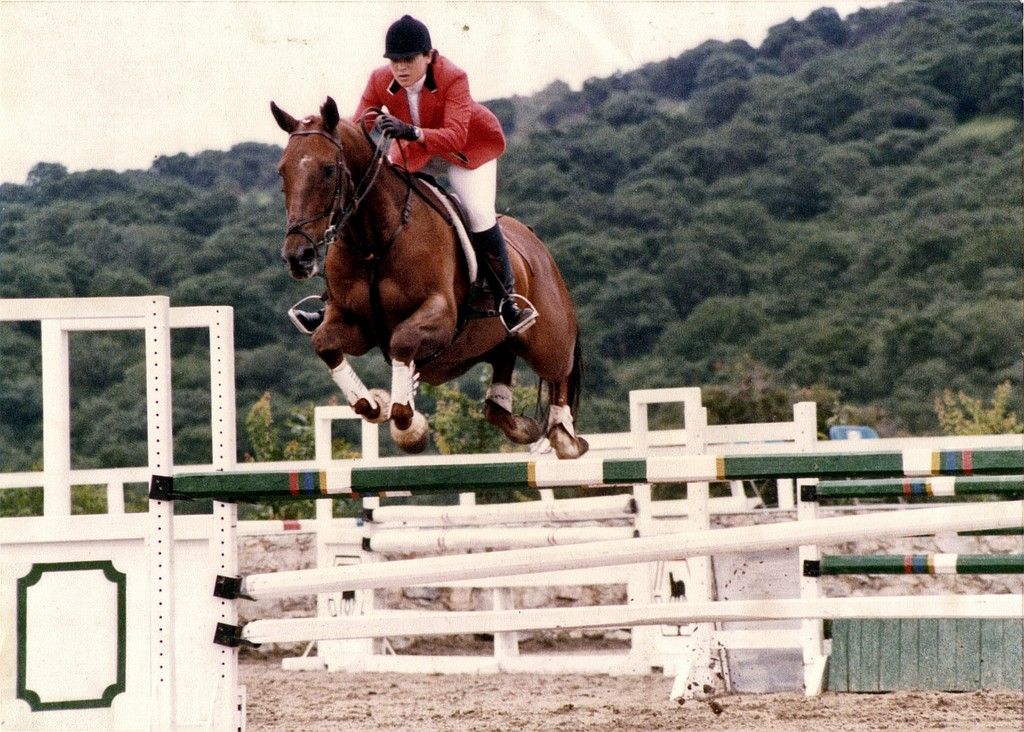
[214,574,255,601]
[800,484,818,502]
[214,622,260,649]
[148,474,178,501]
[803,560,822,577]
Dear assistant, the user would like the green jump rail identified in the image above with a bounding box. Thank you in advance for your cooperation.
[805,553,1024,576]
[812,474,1024,500]
[157,447,1024,502]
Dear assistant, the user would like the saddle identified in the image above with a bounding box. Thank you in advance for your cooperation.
[413,173,478,283]
[412,173,501,321]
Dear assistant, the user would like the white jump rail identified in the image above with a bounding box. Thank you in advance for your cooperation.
[234,499,1023,599]
[243,593,1024,645]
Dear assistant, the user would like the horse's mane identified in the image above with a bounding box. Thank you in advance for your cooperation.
[338,114,374,147]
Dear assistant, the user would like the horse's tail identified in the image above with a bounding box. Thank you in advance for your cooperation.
[567,332,583,418]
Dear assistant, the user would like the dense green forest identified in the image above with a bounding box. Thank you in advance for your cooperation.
[1,0,1021,470]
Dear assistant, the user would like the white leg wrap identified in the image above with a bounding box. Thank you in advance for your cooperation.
[390,361,419,410]
[331,360,371,406]
[485,383,513,413]
[546,404,576,438]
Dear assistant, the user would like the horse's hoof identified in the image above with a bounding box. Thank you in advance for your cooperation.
[391,411,429,454]
[548,426,589,460]
[484,401,543,444]
[354,389,391,424]
[390,402,413,431]
[507,415,543,444]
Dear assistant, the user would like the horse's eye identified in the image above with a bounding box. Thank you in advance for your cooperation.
[323,165,334,179]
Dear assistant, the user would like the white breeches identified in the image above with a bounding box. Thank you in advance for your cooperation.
[425,158,497,232]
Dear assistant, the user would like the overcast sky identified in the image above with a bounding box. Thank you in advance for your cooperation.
[1,1,895,184]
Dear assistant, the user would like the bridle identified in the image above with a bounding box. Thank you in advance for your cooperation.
[282,120,395,273]
[283,130,350,255]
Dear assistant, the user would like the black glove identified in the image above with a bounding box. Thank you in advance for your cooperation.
[377,114,420,141]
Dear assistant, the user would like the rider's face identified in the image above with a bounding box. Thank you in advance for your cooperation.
[389,53,431,88]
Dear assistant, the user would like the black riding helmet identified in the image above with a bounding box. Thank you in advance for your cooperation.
[384,15,432,59]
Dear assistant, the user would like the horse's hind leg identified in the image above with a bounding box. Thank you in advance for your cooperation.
[484,350,543,444]
[545,378,589,459]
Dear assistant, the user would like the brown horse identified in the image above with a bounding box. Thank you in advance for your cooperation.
[271,97,588,459]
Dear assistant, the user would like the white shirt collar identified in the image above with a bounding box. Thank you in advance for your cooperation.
[405,74,426,95]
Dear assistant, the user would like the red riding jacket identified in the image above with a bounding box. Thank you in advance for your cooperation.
[354,51,506,172]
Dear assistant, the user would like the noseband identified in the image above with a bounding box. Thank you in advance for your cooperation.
[283,126,392,271]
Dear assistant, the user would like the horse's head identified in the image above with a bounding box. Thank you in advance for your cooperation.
[271,96,356,279]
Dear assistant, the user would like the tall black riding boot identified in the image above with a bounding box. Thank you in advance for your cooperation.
[472,223,538,334]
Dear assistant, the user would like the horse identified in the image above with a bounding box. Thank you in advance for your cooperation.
[270,97,588,459]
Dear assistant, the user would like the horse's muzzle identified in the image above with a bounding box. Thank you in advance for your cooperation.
[281,243,319,280]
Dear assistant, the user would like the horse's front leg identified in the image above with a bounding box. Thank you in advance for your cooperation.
[386,294,457,453]
[312,306,390,423]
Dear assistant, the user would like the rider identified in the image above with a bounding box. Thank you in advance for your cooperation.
[293,14,537,335]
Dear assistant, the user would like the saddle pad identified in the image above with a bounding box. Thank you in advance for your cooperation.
[416,179,478,284]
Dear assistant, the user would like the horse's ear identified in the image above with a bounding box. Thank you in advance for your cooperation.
[271,101,298,133]
[321,97,341,133]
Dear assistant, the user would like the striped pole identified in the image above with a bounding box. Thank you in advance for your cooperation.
[234,499,1024,599]
[168,448,1024,501]
[806,553,1024,576]
[813,475,1023,500]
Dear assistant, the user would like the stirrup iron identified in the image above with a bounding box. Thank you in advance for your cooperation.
[288,295,324,335]
[502,294,539,335]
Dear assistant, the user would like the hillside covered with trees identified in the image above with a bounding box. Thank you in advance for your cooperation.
[1,0,1021,470]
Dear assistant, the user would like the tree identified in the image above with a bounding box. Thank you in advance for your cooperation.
[484,97,516,135]
[702,356,838,435]
[935,382,1023,435]
[598,91,659,126]
[590,269,672,358]
[777,75,863,136]
[426,381,539,455]
[805,7,850,46]
[0,0,1019,454]
[656,296,766,361]
[694,52,751,90]
[174,187,240,235]
[657,240,747,320]
[25,162,68,188]
[693,79,752,126]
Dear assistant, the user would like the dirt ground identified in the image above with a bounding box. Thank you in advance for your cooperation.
[240,658,1024,732]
